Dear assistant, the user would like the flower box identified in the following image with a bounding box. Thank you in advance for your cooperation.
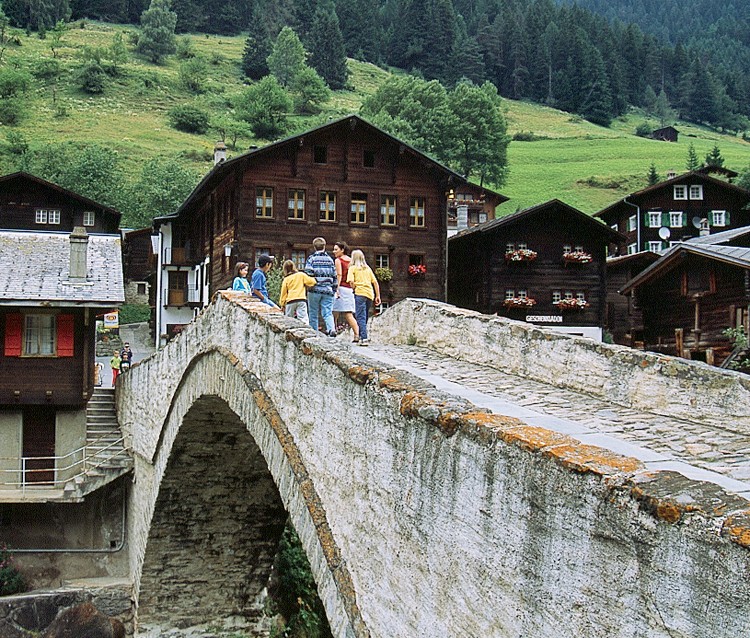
[554,298,589,311]
[505,249,538,263]
[562,251,593,264]
[408,264,427,276]
[503,297,537,308]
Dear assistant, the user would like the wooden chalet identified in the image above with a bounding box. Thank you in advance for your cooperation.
[620,230,750,365]
[595,170,750,256]
[448,199,624,341]
[0,172,129,500]
[153,114,502,342]
[650,126,679,142]
[447,183,508,236]
[123,227,156,307]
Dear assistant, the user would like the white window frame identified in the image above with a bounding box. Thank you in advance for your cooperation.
[576,292,586,302]
[518,289,528,300]
[375,254,390,269]
[673,185,687,200]
[712,210,727,227]
[689,185,703,200]
[627,243,637,255]
[647,212,661,228]
[627,215,637,232]
[83,211,95,227]
[669,211,683,228]
[648,241,663,252]
[552,291,562,303]
[505,289,515,300]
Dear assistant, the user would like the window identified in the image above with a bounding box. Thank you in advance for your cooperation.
[291,250,307,270]
[350,193,367,224]
[576,292,586,302]
[563,244,572,254]
[288,189,305,220]
[669,211,683,228]
[574,245,584,252]
[256,187,274,218]
[319,191,336,222]
[518,289,528,300]
[712,210,727,227]
[409,197,425,227]
[363,149,375,168]
[314,145,327,164]
[83,211,95,227]
[611,223,618,232]
[627,215,637,231]
[674,185,687,200]
[137,283,147,295]
[375,254,390,269]
[648,241,663,252]
[255,247,271,265]
[552,291,562,303]
[380,195,397,226]
[648,212,661,228]
[627,243,637,255]
[505,289,515,300]
[517,242,528,250]
[689,185,703,200]
[506,243,515,253]
[24,315,56,356]
[35,209,60,224]
[408,254,424,270]
[479,213,487,223]
[564,291,573,300]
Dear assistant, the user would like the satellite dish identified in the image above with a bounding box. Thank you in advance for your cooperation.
[692,216,703,229]
[658,227,671,240]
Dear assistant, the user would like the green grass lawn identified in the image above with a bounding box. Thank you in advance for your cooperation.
[2,20,750,218]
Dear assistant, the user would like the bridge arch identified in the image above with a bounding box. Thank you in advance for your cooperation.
[130,348,367,637]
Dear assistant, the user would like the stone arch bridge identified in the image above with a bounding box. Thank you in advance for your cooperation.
[118,292,750,637]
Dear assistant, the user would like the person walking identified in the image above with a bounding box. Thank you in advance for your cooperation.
[346,249,381,346]
[120,342,134,372]
[251,255,280,308]
[332,241,359,342]
[110,350,121,385]
[279,260,316,321]
[304,237,338,336]
[232,262,251,293]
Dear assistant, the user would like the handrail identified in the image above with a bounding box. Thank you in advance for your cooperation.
[0,427,132,492]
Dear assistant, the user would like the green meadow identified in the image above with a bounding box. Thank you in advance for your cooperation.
[2,21,750,217]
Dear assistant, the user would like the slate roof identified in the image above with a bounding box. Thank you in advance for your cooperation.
[684,226,750,245]
[0,230,124,306]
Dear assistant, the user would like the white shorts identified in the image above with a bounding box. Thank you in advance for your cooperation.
[332,286,355,312]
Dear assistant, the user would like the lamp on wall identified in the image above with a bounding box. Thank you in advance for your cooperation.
[224,243,234,258]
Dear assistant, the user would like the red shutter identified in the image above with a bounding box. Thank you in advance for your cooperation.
[4,313,22,356]
[57,314,74,357]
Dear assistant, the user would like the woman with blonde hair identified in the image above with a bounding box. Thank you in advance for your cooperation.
[346,250,381,346]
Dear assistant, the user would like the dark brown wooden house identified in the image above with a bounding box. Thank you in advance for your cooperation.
[448,199,624,340]
[0,172,126,498]
[153,115,500,342]
[447,183,508,236]
[650,126,679,142]
[620,239,750,365]
[595,171,750,256]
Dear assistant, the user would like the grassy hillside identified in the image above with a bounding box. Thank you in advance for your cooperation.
[2,20,750,220]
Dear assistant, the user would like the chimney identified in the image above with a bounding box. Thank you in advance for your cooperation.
[69,226,89,281]
[699,218,710,236]
[214,141,227,165]
[457,204,469,230]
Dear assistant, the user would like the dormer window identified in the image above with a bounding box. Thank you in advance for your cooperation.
[689,185,703,200]
[674,185,687,200]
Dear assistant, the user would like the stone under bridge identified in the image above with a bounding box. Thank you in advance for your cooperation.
[118,292,750,637]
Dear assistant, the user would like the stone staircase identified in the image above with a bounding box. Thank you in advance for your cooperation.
[62,388,133,501]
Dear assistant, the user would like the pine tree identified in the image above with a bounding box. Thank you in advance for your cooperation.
[267,26,307,88]
[308,0,348,89]
[242,19,271,80]
[335,0,380,62]
[580,48,613,127]
[137,0,177,64]
[705,144,724,168]
[647,162,659,186]
[685,142,699,171]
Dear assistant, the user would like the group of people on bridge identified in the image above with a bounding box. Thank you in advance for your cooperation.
[233,237,381,346]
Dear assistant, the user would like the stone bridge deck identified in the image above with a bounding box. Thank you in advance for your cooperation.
[363,344,750,498]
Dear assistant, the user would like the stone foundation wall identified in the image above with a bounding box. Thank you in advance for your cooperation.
[118,294,750,638]
[370,298,750,432]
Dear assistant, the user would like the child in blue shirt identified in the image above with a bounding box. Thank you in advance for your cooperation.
[251,255,279,308]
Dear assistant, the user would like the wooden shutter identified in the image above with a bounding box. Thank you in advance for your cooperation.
[56,314,74,357]
[726,211,731,225]
[4,313,22,356]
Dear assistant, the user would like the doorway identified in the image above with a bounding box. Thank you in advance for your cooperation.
[22,406,56,484]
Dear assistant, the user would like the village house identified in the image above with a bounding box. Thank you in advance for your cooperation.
[446,182,507,237]
[0,172,130,582]
[619,226,750,366]
[447,199,624,341]
[153,115,505,344]
[595,170,750,255]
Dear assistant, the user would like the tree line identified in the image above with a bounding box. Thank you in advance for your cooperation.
[3,0,748,131]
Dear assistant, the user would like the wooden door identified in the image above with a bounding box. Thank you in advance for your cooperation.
[22,407,56,484]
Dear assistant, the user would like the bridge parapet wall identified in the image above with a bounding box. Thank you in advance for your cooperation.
[120,294,750,638]
[371,298,750,431]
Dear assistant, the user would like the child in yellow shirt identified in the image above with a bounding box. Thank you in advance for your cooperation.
[346,250,381,346]
[279,260,317,322]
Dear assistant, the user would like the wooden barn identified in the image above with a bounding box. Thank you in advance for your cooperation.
[650,126,679,142]
[153,114,501,342]
[595,170,750,255]
[448,199,624,341]
[620,237,750,365]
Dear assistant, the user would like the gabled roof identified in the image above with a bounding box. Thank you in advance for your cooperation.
[0,171,122,220]
[594,170,750,219]
[605,251,660,269]
[0,230,124,306]
[449,198,625,243]
[158,114,477,224]
[685,225,750,245]
[620,243,750,295]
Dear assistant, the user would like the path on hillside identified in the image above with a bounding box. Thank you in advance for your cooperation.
[361,343,750,499]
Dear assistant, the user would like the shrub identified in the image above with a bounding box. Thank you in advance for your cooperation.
[0,98,24,125]
[77,60,107,94]
[175,35,195,59]
[168,104,210,134]
[512,131,543,141]
[119,304,151,324]
[5,130,28,154]
[635,122,652,137]
[0,544,27,596]
[178,56,208,94]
